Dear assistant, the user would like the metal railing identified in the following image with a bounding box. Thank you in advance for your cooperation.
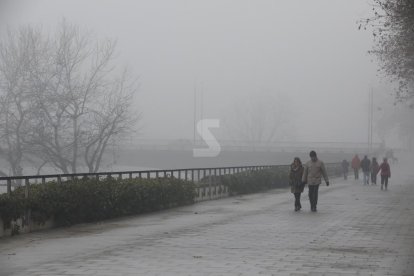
[0,163,342,201]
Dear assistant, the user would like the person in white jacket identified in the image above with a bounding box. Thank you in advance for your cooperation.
[302,151,329,212]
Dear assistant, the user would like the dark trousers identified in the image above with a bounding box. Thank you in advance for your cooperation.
[343,170,348,180]
[381,176,389,190]
[294,193,302,208]
[371,173,377,184]
[354,169,359,180]
[308,185,319,209]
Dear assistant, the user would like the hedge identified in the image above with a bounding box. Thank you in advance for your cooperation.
[220,167,289,195]
[0,177,196,229]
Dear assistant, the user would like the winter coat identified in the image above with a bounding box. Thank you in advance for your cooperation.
[371,160,379,175]
[378,162,391,177]
[289,164,304,193]
[351,156,361,169]
[341,160,349,173]
[360,158,371,172]
[302,159,329,186]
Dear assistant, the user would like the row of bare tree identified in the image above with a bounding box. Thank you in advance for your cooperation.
[0,20,139,176]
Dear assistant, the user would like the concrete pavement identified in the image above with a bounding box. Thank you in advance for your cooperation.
[0,166,413,276]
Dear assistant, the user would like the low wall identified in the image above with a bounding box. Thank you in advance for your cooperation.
[0,216,55,238]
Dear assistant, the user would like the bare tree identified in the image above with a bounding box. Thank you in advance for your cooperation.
[0,26,47,176]
[31,20,139,174]
[0,20,140,175]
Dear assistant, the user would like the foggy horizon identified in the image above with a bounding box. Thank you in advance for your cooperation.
[0,0,404,146]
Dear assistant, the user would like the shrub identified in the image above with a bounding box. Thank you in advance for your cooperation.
[0,177,196,228]
[220,167,290,195]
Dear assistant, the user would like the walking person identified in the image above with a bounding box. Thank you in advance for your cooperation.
[378,158,391,191]
[341,159,349,180]
[371,157,379,185]
[289,157,304,212]
[302,151,329,212]
[360,155,371,185]
[351,154,361,180]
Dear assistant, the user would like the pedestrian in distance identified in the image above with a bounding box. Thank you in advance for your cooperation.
[351,154,361,180]
[289,157,305,212]
[360,155,371,185]
[371,157,379,185]
[341,159,349,180]
[378,158,391,191]
[302,151,329,212]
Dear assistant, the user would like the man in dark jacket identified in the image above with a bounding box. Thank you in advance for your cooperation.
[341,159,349,180]
[360,155,371,185]
[302,151,329,212]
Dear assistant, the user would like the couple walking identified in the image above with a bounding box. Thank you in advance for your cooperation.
[289,151,329,212]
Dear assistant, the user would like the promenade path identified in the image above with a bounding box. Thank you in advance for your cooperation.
[0,164,413,275]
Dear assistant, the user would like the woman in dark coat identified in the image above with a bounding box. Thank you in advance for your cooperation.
[289,157,304,211]
[371,157,379,185]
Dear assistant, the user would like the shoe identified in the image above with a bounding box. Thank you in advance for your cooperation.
[295,206,299,212]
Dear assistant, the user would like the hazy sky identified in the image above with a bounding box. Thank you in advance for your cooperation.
[1,0,394,143]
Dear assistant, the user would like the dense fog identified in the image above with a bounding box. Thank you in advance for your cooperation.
[0,0,412,174]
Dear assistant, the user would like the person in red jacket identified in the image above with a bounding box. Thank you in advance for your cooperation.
[378,158,391,191]
[351,154,361,180]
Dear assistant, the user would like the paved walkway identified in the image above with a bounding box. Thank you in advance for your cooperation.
[0,166,413,276]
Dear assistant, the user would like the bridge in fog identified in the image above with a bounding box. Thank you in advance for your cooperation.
[112,138,384,170]
[119,138,382,153]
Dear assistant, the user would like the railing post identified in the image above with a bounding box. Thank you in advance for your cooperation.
[7,179,11,195]
[24,178,29,198]
[208,169,212,199]
[214,168,217,197]
[129,172,132,179]
[24,178,31,227]
[57,175,62,185]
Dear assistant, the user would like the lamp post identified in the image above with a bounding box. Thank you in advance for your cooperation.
[368,88,374,154]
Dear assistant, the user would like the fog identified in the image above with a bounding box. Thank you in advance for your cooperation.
[2,0,393,142]
[1,0,410,176]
